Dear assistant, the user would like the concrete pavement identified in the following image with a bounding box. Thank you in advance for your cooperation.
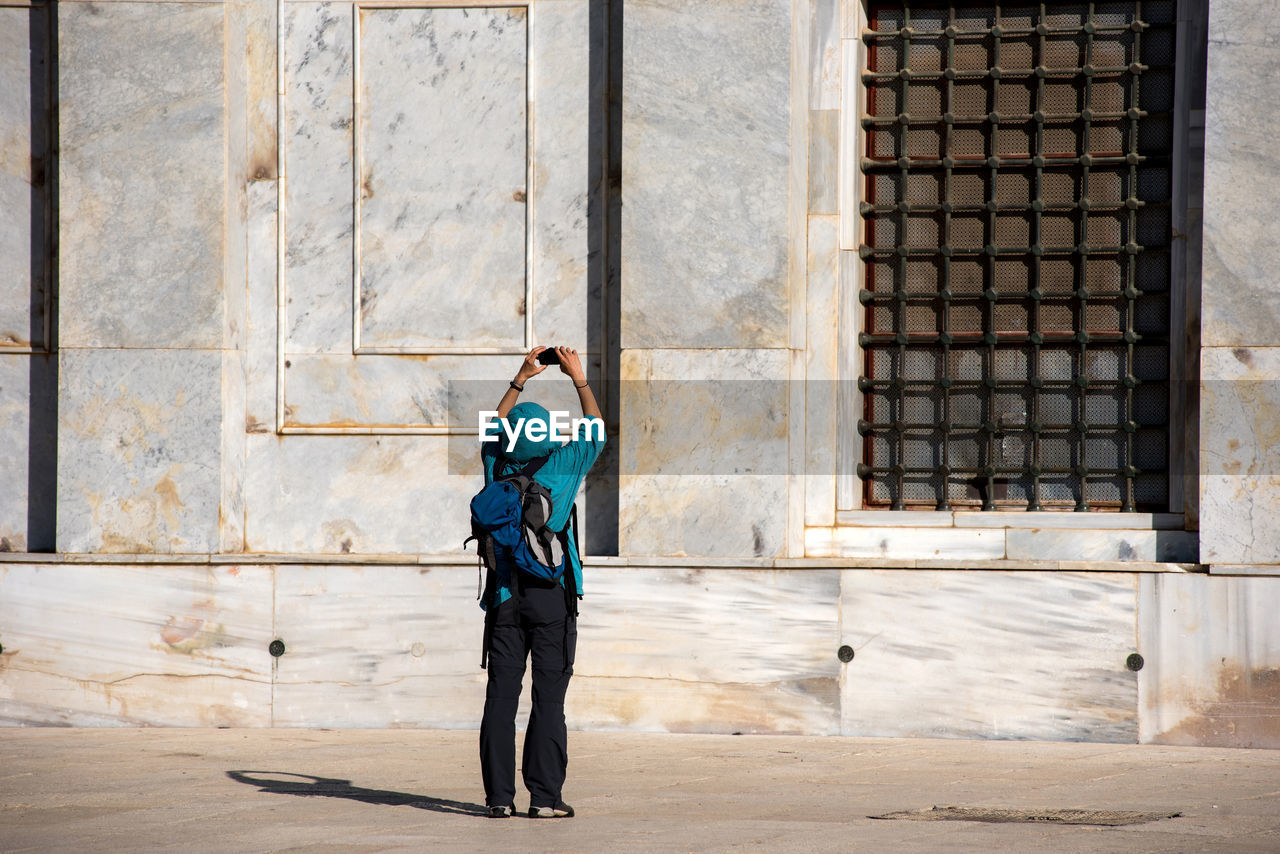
[2,729,1278,853]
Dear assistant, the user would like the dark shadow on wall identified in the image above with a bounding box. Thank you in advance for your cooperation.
[225,771,488,817]
[583,0,622,556]
[25,2,57,552]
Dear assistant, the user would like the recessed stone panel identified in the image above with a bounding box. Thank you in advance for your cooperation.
[356,7,528,351]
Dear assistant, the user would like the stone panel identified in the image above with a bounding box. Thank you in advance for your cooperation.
[0,7,49,350]
[1005,528,1198,563]
[0,563,273,726]
[619,349,789,557]
[1138,573,1280,748]
[1199,346,1280,565]
[840,569,1140,741]
[528,0,593,351]
[1200,0,1280,346]
[806,526,1004,559]
[58,3,226,349]
[242,434,478,554]
[272,564,486,728]
[621,0,791,349]
[356,7,527,350]
[0,356,30,550]
[57,349,223,553]
[571,568,840,733]
[282,2,355,354]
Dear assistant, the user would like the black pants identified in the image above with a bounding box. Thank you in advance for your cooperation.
[479,581,577,809]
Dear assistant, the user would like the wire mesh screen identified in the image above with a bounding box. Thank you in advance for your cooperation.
[859,1,1175,511]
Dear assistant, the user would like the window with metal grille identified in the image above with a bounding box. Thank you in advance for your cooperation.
[858,1,1176,511]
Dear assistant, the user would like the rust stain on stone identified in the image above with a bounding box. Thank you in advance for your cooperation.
[1159,661,1280,748]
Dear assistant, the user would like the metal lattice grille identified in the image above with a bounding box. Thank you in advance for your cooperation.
[859,1,1175,511]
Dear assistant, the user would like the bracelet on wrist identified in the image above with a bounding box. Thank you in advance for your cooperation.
[574,380,588,389]
[510,380,524,392]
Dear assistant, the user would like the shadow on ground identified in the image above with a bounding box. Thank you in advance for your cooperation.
[226,771,487,817]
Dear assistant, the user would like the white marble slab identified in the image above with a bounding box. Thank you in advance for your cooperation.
[621,0,791,348]
[573,567,839,734]
[806,526,1004,560]
[1201,0,1280,347]
[0,8,47,350]
[0,563,273,726]
[805,216,838,526]
[245,180,278,434]
[1138,573,1280,747]
[954,511,1186,530]
[272,564,487,728]
[1006,528,1198,563]
[357,7,527,350]
[1200,346,1280,565]
[528,0,593,351]
[243,433,479,554]
[58,2,226,349]
[282,2,355,354]
[0,356,30,550]
[840,569,1140,741]
[281,352,599,430]
[57,349,224,554]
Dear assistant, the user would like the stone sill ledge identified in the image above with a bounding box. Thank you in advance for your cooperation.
[0,552,1211,573]
[836,510,1187,529]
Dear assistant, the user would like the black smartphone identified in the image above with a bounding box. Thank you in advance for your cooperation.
[537,348,561,366]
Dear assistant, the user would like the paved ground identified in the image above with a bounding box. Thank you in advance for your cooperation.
[1,729,1278,853]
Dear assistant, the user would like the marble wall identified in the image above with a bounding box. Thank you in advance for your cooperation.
[2,0,1279,745]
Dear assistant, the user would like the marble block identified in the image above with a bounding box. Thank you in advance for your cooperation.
[357,7,527,350]
[0,563,273,726]
[243,434,478,554]
[1199,346,1280,565]
[570,567,839,733]
[282,353,600,430]
[806,526,1004,560]
[1138,573,1280,747]
[57,349,223,553]
[840,569,1140,741]
[621,0,791,349]
[272,565,488,728]
[58,3,226,349]
[1201,0,1280,346]
[282,2,355,354]
[618,349,789,557]
[528,0,593,351]
[1005,527,1198,563]
[0,356,30,550]
[0,8,49,350]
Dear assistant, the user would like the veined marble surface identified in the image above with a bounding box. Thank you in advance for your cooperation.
[58,2,226,349]
[1201,0,1280,346]
[0,8,46,350]
[282,2,355,354]
[57,349,224,554]
[621,0,791,348]
[357,7,527,350]
[619,348,789,557]
[242,434,478,554]
[840,569,1140,741]
[0,563,273,726]
[0,356,30,550]
[1138,573,1280,747]
[1200,346,1280,565]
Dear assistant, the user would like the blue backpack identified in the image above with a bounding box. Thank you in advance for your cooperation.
[465,454,578,667]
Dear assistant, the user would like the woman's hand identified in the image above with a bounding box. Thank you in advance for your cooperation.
[556,347,586,384]
[515,346,549,385]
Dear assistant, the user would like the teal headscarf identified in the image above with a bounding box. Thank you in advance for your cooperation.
[500,401,561,463]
